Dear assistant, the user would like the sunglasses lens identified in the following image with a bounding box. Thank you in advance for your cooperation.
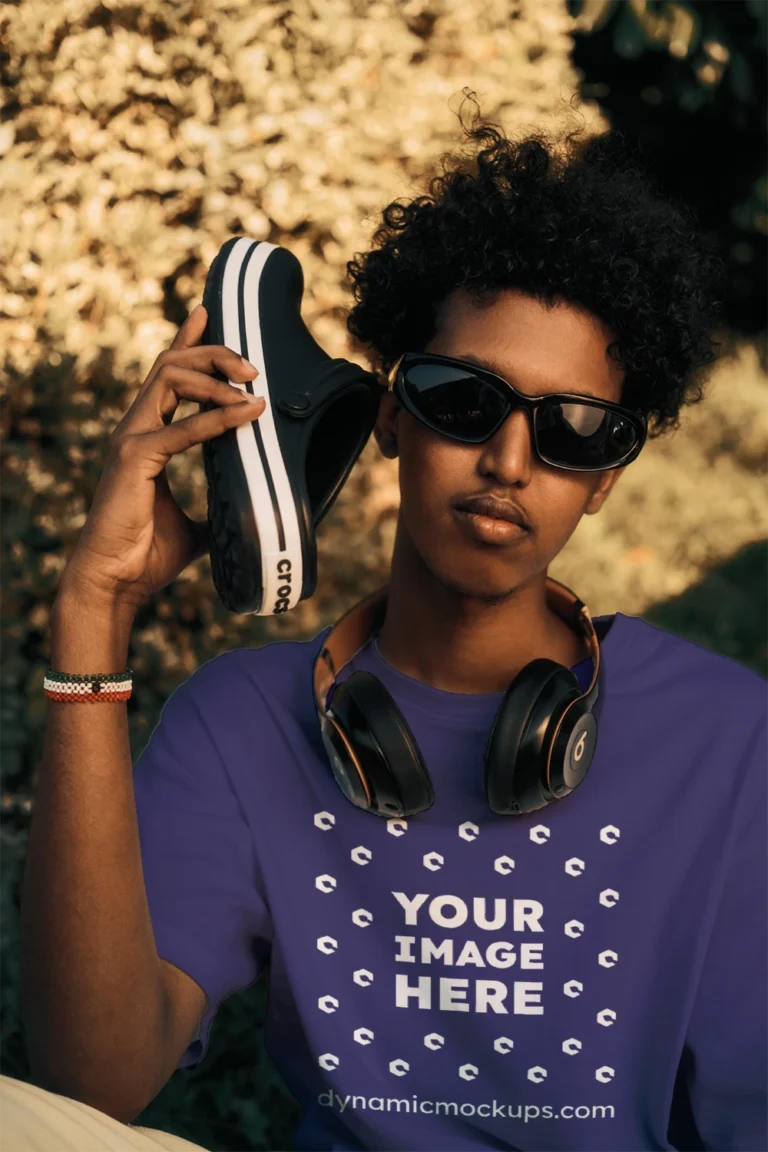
[400,359,641,467]
[402,362,507,441]
[536,401,640,468]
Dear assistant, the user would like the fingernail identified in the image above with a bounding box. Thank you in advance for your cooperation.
[240,356,257,372]
[244,392,263,403]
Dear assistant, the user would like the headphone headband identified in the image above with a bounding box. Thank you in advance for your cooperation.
[313,576,601,718]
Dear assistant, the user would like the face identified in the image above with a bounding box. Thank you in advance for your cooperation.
[375,287,628,602]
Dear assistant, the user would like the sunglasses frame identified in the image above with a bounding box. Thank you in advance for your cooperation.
[386,351,648,473]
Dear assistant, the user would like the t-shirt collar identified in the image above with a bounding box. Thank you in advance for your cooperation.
[342,612,633,729]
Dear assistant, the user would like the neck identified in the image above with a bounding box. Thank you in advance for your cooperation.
[375,519,586,694]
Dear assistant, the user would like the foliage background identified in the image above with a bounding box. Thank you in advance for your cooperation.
[1,0,766,1149]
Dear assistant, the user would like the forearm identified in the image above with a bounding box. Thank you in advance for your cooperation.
[19,585,168,1119]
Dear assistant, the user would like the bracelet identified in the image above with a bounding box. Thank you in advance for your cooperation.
[44,668,133,703]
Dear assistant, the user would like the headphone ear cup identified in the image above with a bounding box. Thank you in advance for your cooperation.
[484,659,581,815]
[333,671,435,817]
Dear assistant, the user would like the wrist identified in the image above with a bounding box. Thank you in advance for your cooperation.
[54,570,141,626]
[50,585,137,676]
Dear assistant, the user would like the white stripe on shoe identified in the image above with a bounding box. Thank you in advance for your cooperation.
[220,237,304,615]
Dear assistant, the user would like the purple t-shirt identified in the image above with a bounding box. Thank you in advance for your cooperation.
[132,609,767,1151]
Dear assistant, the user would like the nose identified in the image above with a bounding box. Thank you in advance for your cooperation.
[476,407,535,486]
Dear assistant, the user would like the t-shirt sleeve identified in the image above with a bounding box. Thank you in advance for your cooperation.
[131,660,272,1069]
[678,710,767,1150]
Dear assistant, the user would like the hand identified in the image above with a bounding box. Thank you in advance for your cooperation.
[57,304,266,612]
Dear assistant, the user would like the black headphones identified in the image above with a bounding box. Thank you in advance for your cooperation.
[313,576,603,818]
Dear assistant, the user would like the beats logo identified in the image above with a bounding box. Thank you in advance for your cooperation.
[273,558,292,614]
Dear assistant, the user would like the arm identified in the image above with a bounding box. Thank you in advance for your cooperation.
[21,580,272,1115]
[18,308,268,1122]
[19,587,182,1123]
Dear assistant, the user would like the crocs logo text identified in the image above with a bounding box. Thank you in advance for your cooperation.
[274,558,292,613]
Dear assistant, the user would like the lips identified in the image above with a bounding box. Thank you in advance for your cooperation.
[454,495,531,530]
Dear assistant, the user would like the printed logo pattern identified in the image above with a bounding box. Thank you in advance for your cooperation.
[310,813,620,1088]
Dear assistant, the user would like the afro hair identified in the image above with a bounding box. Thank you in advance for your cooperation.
[346,92,728,440]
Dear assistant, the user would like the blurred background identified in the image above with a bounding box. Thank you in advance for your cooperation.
[1,0,766,1148]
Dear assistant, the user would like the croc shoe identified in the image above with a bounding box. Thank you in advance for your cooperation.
[199,236,380,616]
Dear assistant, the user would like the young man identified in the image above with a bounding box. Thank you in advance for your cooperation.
[20,118,766,1152]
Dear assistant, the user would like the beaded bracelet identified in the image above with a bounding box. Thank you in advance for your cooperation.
[44,669,133,703]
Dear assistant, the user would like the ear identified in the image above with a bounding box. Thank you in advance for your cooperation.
[373,389,400,460]
[584,466,626,516]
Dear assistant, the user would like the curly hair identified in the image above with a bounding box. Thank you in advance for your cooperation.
[346,92,728,440]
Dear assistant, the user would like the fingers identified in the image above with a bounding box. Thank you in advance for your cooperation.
[123,350,259,435]
[170,303,208,352]
[139,395,266,467]
[137,303,209,400]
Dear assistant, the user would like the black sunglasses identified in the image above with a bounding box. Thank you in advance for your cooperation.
[387,352,647,472]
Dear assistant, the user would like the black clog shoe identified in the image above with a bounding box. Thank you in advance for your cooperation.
[199,236,380,616]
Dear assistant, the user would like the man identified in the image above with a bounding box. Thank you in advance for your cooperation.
[19,114,767,1151]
